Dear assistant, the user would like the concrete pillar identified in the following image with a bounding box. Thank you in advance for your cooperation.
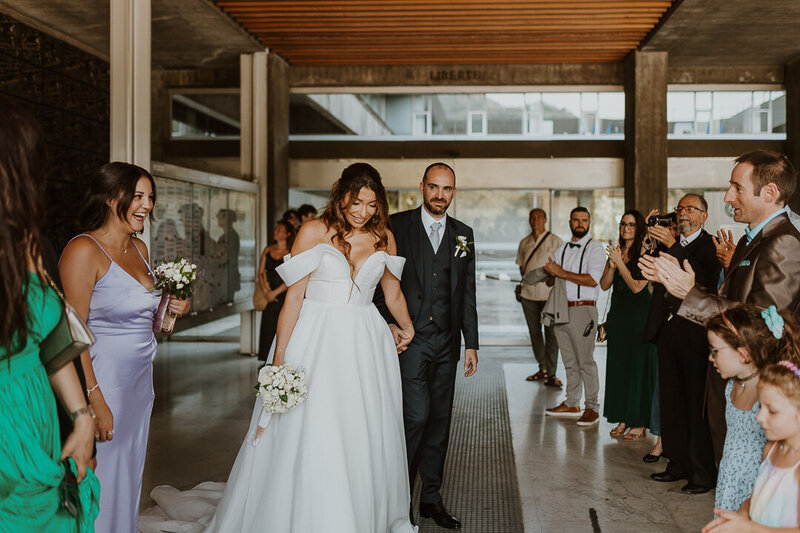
[268,53,290,231]
[110,0,151,245]
[239,51,269,355]
[624,51,668,214]
[786,57,800,212]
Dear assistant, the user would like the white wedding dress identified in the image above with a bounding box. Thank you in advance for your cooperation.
[139,244,416,533]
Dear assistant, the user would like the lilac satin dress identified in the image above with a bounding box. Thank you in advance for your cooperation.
[78,234,160,533]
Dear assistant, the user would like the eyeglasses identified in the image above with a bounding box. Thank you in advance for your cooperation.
[619,222,637,228]
[674,205,706,214]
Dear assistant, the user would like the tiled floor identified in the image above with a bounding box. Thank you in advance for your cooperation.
[142,341,713,532]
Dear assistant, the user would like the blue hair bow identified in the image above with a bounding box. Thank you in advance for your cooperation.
[761,305,784,339]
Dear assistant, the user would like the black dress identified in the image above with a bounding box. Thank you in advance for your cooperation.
[257,252,285,361]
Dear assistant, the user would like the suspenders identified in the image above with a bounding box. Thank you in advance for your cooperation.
[560,239,592,299]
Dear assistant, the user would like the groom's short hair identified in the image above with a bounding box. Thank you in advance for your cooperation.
[422,162,456,184]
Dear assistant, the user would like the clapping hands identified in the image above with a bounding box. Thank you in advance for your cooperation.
[605,244,624,269]
[712,229,736,269]
[638,253,696,300]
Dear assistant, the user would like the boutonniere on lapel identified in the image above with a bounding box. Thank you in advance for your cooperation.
[739,259,752,268]
[454,235,472,258]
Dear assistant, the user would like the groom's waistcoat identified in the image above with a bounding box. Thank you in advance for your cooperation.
[417,221,452,332]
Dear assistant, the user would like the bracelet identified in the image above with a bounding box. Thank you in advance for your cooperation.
[87,384,100,397]
[69,405,95,423]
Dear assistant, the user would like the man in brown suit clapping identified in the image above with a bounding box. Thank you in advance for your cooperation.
[640,150,800,465]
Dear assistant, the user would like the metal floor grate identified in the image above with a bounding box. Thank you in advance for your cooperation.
[415,350,524,533]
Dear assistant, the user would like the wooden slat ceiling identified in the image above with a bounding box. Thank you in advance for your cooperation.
[215,0,674,66]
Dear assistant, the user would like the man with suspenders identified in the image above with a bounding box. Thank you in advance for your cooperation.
[543,207,607,426]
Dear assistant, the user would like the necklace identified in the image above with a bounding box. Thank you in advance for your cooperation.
[735,370,759,389]
[97,235,130,254]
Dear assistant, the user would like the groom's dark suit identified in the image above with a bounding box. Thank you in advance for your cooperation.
[376,206,478,505]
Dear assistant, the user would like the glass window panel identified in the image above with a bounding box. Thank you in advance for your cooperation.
[542,93,580,134]
[696,92,712,110]
[487,93,524,134]
[581,92,599,111]
[171,92,240,140]
[227,191,257,303]
[667,92,695,123]
[431,94,467,135]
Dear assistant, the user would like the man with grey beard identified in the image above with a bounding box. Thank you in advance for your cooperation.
[639,194,721,495]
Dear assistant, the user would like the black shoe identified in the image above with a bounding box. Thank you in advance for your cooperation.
[681,483,712,495]
[419,502,461,529]
[650,471,685,482]
[642,453,662,463]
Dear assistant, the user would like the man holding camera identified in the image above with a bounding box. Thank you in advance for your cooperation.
[641,194,721,494]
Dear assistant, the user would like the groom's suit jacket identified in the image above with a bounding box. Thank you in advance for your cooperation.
[376,206,479,359]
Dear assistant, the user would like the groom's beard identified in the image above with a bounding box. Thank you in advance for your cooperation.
[424,197,450,216]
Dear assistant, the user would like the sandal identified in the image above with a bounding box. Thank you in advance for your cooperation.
[544,375,563,388]
[624,428,647,441]
[526,370,548,382]
[609,423,627,437]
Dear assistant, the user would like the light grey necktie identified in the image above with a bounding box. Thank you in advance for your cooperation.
[429,221,442,251]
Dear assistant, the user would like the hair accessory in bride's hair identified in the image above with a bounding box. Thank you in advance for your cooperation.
[778,360,800,379]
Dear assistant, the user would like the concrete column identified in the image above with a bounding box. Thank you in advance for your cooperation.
[268,53,290,231]
[110,0,150,167]
[786,57,800,212]
[239,51,269,355]
[624,51,668,214]
[110,0,151,246]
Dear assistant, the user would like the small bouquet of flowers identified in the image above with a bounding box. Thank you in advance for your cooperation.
[255,364,308,414]
[152,257,198,334]
[249,364,308,446]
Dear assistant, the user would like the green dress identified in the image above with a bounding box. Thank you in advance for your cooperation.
[603,262,658,428]
[0,273,100,532]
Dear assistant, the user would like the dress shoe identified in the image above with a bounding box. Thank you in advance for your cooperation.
[650,471,685,482]
[642,453,662,463]
[545,402,581,418]
[681,483,711,495]
[419,502,461,529]
[576,408,600,427]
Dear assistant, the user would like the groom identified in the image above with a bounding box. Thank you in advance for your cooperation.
[377,162,479,529]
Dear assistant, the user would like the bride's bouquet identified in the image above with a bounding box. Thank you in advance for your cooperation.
[152,257,198,334]
[249,364,308,446]
[255,364,308,414]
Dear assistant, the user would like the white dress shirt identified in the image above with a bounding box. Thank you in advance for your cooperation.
[552,234,606,302]
[420,207,447,251]
[679,227,702,247]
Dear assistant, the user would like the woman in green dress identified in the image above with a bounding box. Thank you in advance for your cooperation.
[599,210,658,441]
[0,99,99,531]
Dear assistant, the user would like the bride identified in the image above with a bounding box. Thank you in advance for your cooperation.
[140,163,417,533]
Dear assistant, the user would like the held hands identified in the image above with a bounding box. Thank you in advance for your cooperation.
[60,413,94,481]
[713,229,736,269]
[464,349,478,377]
[266,290,280,303]
[701,509,755,532]
[543,257,565,278]
[168,295,191,317]
[389,324,414,354]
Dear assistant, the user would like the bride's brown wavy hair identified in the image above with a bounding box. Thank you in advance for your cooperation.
[319,163,390,269]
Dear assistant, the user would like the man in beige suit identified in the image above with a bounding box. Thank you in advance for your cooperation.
[642,150,800,462]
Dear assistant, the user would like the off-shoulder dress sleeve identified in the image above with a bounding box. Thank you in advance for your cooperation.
[275,246,322,287]
[384,254,405,280]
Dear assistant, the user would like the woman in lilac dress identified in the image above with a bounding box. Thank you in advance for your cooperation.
[60,163,190,533]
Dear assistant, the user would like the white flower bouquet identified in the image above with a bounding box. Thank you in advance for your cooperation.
[255,364,308,414]
[248,364,308,446]
[152,257,198,334]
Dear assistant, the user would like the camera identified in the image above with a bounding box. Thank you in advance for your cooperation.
[647,214,676,227]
